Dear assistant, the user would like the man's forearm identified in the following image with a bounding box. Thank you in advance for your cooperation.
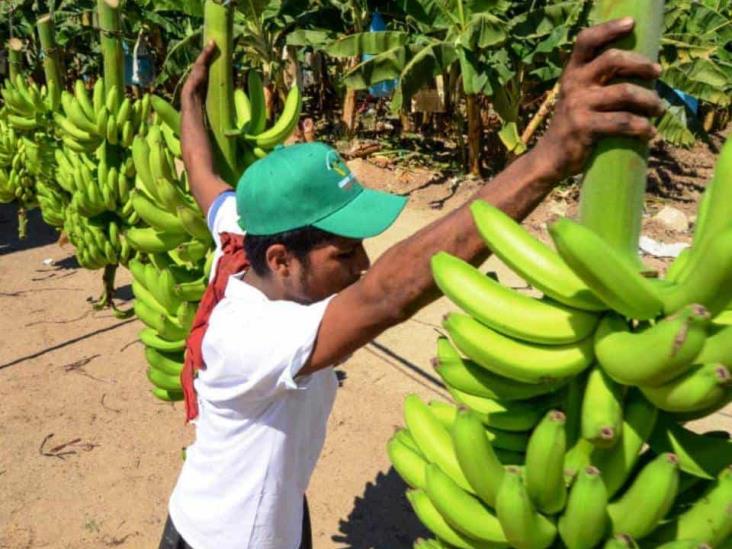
[361,149,558,320]
[180,93,231,214]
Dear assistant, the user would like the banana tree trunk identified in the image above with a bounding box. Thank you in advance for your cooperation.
[466,93,482,176]
[578,0,664,263]
[341,58,359,136]
[7,38,23,81]
[36,14,63,107]
[97,0,124,108]
[203,0,238,185]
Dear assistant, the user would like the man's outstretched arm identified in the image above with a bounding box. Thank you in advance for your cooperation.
[180,42,232,216]
[301,18,664,375]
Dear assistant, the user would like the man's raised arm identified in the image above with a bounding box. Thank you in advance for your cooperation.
[180,42,232,216]
[301,18,664,375]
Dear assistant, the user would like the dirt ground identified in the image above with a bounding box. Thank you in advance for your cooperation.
[1,144,731,548]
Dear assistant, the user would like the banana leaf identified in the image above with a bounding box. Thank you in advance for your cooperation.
[392,42,457,111]
[342,46,412,89]
[656,103,697,147]
[663,60,732,106]
[458,13,507,50]
[325,31,409,58]
[286,29,336,48]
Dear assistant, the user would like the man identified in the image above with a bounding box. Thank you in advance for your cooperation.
[161,17,663,549]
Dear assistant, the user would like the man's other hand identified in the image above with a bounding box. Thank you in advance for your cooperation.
[181,41,218,105]
[535,17,665,180]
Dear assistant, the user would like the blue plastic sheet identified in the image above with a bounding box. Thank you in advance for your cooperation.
[364,11,397,98]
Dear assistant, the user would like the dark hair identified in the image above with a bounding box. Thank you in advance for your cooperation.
[244,226,337,276]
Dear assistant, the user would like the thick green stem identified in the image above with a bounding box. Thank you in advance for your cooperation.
[36,14,63,106]
[97,0,124,107]
[7,38,23,81]
[578,0,664,263]
[203,0,238,184]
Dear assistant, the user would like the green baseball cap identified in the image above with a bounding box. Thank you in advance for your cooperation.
[235,142,407,238]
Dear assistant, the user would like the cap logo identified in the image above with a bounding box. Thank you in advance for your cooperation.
[326,150,354,190]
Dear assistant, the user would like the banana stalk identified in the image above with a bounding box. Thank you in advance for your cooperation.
[97,0,124,110]
[7,38,23,82]
[203,0,238,185]
[578,0,665,263]
[36,14,63,109]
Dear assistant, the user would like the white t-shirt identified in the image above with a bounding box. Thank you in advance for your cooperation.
[169,193,339,549]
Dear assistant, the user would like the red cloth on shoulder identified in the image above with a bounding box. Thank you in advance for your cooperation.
[182,232,249,422]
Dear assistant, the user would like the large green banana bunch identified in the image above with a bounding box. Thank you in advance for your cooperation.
[394,0,731,543]
[129,74,301,402]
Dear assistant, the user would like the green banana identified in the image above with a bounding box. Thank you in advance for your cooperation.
[641,363,731,413]
[125,227,188,253]
[175,279,207,302]
[395,428,423,456]
[666,247,691,282]
[246,71,267,136]
[151,95,181,135]
[594,307,709,387]
[581,366,624,447]
[74,79,96,120]
[607,453,680,539]
[591,389,658,498]
[649,465,732,546]
[406,490,501,549]
[177,204,212,242]
[61,91,98,134]
[648,415,732,480]
[660,227,732,317]
[447,386,548,431]
[246,85,301,149]
[403,394,475,494]
[434,338,566,401]
[425,464,508,544]
[234,88,251,130]
[387,434,428,489]
[92,77,105,115]
[525,410,567,515]
[496,466,557,549]
[145,347,184,377]
[451,407,505,507]
[130,191,187,234]
[698,324,732,364]
[147,367,181,392]
[444,313,594,384]
[132,279,169,316]
[469,200,605,311]
[151,387,184,402]
[134,299,166,333]
[431,252,599,345]
[558,466,609,549]
[548,218,662,320]
[139,327,186,353]
[676,137,732,284]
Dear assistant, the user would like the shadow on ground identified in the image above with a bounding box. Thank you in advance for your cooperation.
[0,203,59,255]
[331,467,429,548]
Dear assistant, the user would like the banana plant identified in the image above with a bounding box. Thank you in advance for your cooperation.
[656,0,732,145]
[329,0,510,175]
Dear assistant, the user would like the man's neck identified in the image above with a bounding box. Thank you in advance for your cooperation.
[241,270,287,301]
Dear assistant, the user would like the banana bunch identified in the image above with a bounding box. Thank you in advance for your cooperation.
[0,74,58,131]
[225,72,302,168]
[128,254,209,402]
[55,78,149,155]
[0,75,62,236]
[130,78,301,402]
[63,208,132,269]
[395,137,732,548]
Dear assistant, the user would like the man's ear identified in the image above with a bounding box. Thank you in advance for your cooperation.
[265,244,291,277]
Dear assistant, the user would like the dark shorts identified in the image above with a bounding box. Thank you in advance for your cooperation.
[159,497,312,549]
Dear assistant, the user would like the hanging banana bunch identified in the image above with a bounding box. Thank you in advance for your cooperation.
[390,1,732,547]
[0,33,60,238]
[132,0,303,403]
